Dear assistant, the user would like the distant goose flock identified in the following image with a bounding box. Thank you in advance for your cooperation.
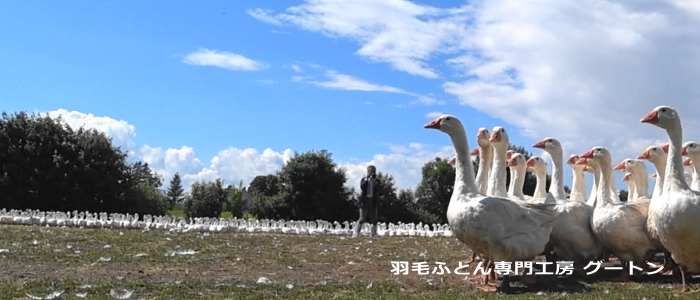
[0,209,454,237]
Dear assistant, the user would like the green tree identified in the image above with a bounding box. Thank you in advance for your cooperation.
[166,172,185,207]
[274,150,356,221]
[249,174,280,197]
[414,157,455,224]
[183,178,228,218]
[373,176,422,224]
[0,111,165,215]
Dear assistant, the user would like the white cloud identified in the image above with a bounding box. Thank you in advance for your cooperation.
[440,0,700,162]
[47,109,137,152]
[289,64,302,72]
[182,48,268,71]
[248,0,471,78]
[253,0,700,182]
[413,96,446,106]
[340,143,454,192]
[307,71,411,94]
[425,111,443,119]
[45,109,449,192]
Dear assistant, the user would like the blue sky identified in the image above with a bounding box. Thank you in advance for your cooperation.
[3,0,700,196]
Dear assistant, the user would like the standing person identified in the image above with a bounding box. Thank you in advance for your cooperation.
[352,165,381,238]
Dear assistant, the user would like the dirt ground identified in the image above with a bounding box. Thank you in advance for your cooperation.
[0,224,695,295]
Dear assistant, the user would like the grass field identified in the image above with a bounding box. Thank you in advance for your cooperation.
[0,224,697,299]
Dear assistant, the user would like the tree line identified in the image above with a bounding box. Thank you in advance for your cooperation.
[1,111,585,225]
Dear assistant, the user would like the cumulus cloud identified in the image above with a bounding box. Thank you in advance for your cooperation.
[340,143,454,192]
[252,0,700,177]
[44,109,448,192]
[47,109,137,152]
[183,48,268,71]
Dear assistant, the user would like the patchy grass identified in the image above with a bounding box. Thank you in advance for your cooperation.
[167,205,187,218]
[0,225,697,299]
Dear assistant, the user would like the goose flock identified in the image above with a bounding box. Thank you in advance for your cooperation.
[423,105,700,293]
[0,208,455,237]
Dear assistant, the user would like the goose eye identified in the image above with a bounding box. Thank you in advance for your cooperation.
[445,117,451,120]
[500,129,505,132]
[661,108,667,112]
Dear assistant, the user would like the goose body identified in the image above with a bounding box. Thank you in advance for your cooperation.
[424,115,563,292]
[642,106,700,292]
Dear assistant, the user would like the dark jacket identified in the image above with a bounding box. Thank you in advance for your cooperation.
[360,176,381,203]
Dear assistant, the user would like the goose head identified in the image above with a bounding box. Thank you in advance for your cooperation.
[567,154,585,170]
[533,137,562,155]
[580,146,612,166]
[526,156,547,173]
[681,141,700,157]
[623,172,633,183]
[637,145,667,164]
[506,150,514,160]
[476,128,491,148]
[424,114,464,135]
[684,158,692,167]
[641,105,681,130]
[508,153,526,168]
[613,158,645,172]
[489,126,509,147]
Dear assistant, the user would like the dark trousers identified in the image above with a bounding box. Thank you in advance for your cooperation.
[354,196,378,237]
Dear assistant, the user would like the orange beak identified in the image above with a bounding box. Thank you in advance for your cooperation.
[471,147,480,156]
[448,157,457,165]
[575,157,588,165]
[532,140,546,149]
[490,131,501,143]
[506,150,514,160]
[640,109,659,124]
[684,158,692,166]
[526,158,536,168]
[424,117,441,129]
[613,161,626,171]
[662,144,669,153]
[566,156,578,164]
[681,146,688,156]
[580,149,595,159]
[623,173,631,181]
[637,150,650,160]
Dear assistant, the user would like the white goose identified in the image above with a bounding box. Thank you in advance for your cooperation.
[683,158,699,191]
[681,141,700,192]
[637,144,676,274]
[641,106,700,293]
[533,137,604,272]
[424,114,563,292]
[473,128,494,196]
[526,156,557,204]
[583,160,600,208]
[578,147,656,281]
[450,155,486,264]
[637,144,669,201]
[566,154,587,203]
[614,158,650,202]
[622,172,636,201]
[487,126,510,198]
[507,153,528,201]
